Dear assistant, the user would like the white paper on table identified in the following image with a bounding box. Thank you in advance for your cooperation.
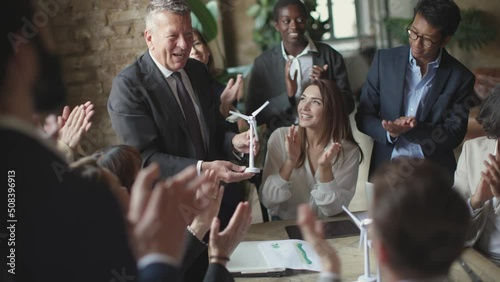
[227,241,286,274]
[257,240,322,271]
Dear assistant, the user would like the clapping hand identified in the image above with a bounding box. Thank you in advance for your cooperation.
[208,201,252,266]
[220,74,243,118]
[58,102,94,149]
[190,170,224,241]
[128,165,210,261]
[297,204,340,274]
[471,143,500,209]
[318,142,341,167]
[310,64,328,80]
[382,116,417,138]
[285,125,301,167]
[37,101,94,145]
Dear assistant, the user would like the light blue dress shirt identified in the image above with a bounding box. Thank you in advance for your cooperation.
[389,48,442,160]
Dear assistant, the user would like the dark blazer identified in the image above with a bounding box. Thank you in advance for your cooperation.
[355,46,476,177]
[3,124,236,282]
[245,42,354,132]
[139,262,234,282]
[139,263,180,282]
[1,126,176,282]
[203,263,234,282]
[108,52,244,282]
[108,52,236,178]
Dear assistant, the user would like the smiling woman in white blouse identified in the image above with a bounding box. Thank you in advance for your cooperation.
[454,84,500,266]
[260,79,362,220]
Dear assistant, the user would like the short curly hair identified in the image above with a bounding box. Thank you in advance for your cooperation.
[273,0,307,22]
[476,84,500,139]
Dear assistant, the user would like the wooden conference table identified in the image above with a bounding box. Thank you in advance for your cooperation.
[235,215,500,282]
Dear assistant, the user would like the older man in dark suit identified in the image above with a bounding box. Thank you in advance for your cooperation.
[356,0,477,178]
[108,0,254,183]
[108,1,255,281]
[1,1,227,281]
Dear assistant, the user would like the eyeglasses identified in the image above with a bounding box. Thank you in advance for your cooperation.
[406,28,439,48]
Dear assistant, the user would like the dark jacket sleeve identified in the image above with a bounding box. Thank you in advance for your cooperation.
[139,263,180,282]
[246,48,296,130]
[403,72,475,153]
[108,72,198,176]
[180,230,208,275]
[203,263,234,282]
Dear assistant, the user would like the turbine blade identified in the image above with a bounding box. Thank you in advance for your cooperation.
[228,111,250,121]
[226,112,240,123]
[342,205,362,228]
[362,218,373,226]
[252,101,270,116]
[252,120,259,142]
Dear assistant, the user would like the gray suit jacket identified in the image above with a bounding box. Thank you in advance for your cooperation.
[108,51,236,177]
[245,42,354,132]
[356,46,475,177]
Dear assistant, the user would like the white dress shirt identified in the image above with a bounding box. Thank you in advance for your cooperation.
[389,48,442,160]
[261,127,360,219]
[281,37,318,100]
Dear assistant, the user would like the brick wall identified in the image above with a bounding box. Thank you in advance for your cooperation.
[47,0,149,154]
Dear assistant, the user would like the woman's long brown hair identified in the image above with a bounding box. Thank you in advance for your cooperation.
[295,79,362,168]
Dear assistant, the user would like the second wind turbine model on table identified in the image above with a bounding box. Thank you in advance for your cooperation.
[227,101,269,173]
[342,205,379,282]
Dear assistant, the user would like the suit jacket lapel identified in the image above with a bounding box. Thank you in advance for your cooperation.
[393,49,407,118]
[273,46,287,95]
[419,49,452,121]
[312,50,324,66]
[142,52,190,137]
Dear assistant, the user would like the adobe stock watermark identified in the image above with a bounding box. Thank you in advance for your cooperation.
[109,267,135,282]
[382,93,481,190]
[7,0,70,53]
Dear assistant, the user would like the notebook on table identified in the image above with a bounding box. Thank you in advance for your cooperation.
[226,240,321,277]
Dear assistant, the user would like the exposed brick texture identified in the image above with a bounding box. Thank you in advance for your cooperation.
[47,0,150,153]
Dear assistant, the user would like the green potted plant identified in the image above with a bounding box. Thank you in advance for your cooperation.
[384,8,497,51]
[188,0,253,83]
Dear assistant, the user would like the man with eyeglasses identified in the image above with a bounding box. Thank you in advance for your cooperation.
[356,0,476,179]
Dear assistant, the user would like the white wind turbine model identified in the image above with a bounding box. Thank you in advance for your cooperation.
[227,101,269,173]
[342,205,378,282]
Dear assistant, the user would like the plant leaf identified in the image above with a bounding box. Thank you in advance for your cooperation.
[453,9,497,51]
[255,8,269,30]
[383,17,412,45]
[247,4,261,17]
[187,0,218,42]
[206,1,219,19]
